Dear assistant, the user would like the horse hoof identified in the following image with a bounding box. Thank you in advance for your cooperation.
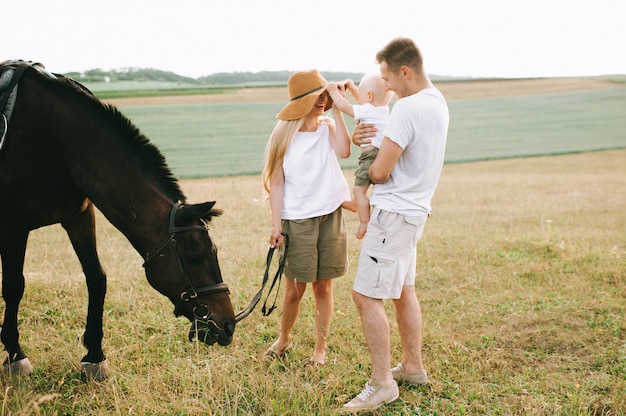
[4,357,34,376]
[81,359,110,381]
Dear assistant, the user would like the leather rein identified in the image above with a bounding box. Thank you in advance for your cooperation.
[142,202,229,320]
[234,234,288,322]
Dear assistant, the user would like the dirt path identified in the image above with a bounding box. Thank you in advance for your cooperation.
[104,77,618,107]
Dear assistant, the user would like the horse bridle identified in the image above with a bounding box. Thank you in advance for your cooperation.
[142,201,229,320]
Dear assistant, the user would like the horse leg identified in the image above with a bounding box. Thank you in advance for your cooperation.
[62,203,109,381]
[0,230,34,376]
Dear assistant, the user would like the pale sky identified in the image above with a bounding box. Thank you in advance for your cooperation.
[4,0,625,79]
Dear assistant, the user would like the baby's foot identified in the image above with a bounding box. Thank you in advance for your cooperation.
[341,200,357,212]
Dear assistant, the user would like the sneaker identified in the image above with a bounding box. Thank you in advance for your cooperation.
[341,381,399,412]
[391,363,429,385]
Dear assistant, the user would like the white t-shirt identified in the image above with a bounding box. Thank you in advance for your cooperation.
[282,122,351,220]
[370,87,449,216]
[353,103,390,149]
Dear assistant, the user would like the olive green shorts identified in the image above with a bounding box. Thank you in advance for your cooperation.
[354,147,379,187]
[281,208,348,283]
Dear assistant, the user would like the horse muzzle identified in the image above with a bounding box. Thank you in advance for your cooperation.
[188,317,235,346]
[174,296,235,346]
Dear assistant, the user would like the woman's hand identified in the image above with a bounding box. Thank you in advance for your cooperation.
[269,226,285,248]
[326,81,347,98]
[352,120,377,146]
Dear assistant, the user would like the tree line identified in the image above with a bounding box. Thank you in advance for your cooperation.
[62,68,366,86]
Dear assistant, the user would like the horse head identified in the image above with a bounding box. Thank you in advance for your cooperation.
[143,202,235,346]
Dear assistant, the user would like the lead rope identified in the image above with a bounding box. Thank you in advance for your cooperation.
[235,234,288,323]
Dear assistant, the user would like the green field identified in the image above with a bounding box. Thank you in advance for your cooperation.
[84,80,206,92]
[118,87,626,178]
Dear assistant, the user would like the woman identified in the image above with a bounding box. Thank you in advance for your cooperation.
[262,69,351,367]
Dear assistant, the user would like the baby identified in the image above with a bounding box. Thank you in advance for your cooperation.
[327,73,394,238]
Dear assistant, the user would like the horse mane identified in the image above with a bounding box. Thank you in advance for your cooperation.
[102,104,187,203]
[36,68,186,203]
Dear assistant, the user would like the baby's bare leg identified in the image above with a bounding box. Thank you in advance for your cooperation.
[354,185,371,239]
[341,197,357,212]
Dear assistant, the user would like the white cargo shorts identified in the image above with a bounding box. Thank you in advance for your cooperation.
[353,207,428,299]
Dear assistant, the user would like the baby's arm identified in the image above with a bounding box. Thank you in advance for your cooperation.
[326,82,355,118]
[344,79,360,103]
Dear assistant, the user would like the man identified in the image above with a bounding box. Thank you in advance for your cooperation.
[342,37,449,412]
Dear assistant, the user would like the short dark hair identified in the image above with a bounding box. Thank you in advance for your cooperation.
[376,37,424,74]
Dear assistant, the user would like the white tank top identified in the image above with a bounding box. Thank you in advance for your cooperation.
[282,122,350,220]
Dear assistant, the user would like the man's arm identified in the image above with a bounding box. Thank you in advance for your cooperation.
[369,137,402,183]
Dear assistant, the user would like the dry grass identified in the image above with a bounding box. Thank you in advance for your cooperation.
[1,148,624,415]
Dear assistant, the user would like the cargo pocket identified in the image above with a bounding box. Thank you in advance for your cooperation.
[366,251,397,291]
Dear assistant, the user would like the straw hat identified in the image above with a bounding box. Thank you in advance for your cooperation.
[276,70,333,120]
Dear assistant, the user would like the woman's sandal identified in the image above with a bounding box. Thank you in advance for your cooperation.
[263,340,293,360]
[304,357,325,370]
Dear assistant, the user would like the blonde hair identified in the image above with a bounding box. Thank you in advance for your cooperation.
[262,118,305,196]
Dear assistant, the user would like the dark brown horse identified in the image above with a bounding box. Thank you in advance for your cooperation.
[0,61,235,380]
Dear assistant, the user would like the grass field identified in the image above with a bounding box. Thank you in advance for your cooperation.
[2,149,624,415]
[110,77,626,178]
[0,78,625,415]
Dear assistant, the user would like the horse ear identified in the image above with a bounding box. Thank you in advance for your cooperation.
[180,202,222,223]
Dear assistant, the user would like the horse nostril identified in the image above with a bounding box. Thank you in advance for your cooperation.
[224,321,235,337]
